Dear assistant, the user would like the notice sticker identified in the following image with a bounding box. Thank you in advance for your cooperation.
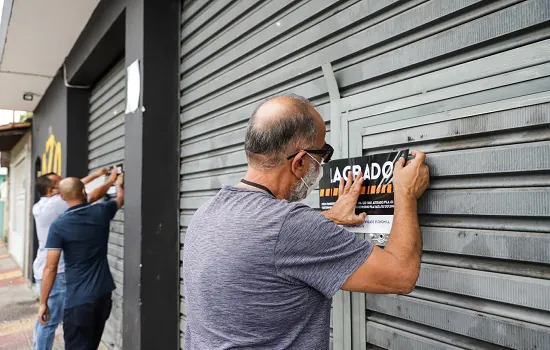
[319,150,408,242]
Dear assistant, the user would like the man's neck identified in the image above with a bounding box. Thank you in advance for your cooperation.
[238,168,290,200]
[67,200,86,208]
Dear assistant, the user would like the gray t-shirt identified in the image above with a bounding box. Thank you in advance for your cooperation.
[183,185,373,350]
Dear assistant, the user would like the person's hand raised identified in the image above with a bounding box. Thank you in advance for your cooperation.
[108,167,118,184]
[323,171,366,225]
[393,150,430,200]
[96,168,109,177]
[116,172,124,187]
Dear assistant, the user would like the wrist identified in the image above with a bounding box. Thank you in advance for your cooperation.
[394,189,417,202]
[394,192,418,213]
[321,209,343,225]
[321,210,335,222]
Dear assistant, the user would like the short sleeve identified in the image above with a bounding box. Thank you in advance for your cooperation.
[45,222,63,250]
[274,204,373,298]
[99,200,119,221]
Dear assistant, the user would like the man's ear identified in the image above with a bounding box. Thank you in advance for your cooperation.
[291,151,308,179]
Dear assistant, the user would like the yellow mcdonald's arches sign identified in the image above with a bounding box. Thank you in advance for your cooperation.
[42,134,62,175]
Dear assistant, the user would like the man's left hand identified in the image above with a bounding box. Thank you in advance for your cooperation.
[322,171,366,225]
[95,168,109,177]
[37,303,50,326]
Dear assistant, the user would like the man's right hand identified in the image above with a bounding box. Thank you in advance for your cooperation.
[37,303,50,326]
[108,168,118,184]
[393,150,430,200]
[116,173,124,188]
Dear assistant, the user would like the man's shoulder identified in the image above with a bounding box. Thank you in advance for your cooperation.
[49,214,66,232]
[33,195,66,213]
[94,200,117,213]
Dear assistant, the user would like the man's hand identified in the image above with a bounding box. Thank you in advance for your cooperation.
[96,168,109,177]
[37,303,50,326]
[116,172,124,188]
[393,150,430,200]
[108,168,118,184]
[322,171,366,225]
[82,167,110,185]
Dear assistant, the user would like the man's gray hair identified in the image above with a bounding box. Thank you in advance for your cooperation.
[245,93,317,169]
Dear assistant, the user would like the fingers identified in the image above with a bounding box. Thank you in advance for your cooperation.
[38,314,48,326]
[344,171,353,194]
[338,177,345,198]
[411,150,426,163]
[351,172,364,193]
[395,157,405,172]
[347,212,367,225]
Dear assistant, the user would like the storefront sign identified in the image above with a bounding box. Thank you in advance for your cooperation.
[41,133,62,175]
[319,150,408,243]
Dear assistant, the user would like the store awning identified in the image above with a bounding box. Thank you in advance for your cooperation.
[0,121,30,151]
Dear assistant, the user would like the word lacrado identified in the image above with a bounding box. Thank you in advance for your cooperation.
[329,162,394,184]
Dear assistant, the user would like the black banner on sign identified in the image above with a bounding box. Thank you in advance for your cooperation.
[319,150,408,236]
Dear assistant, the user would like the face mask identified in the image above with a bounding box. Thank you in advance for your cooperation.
[289,153,324,202]
[301,154,323,197]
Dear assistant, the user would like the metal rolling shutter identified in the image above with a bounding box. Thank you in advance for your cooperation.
[329,1,550,348]
[88,61,126,350]
[179,0,550,349]
[178,1,342,347]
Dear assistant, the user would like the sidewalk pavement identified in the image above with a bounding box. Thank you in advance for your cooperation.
[0,242,63,349]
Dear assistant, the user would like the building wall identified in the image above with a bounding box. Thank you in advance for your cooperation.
[8,132,31,274]
[32,74,68,177]
[27,1,180,349]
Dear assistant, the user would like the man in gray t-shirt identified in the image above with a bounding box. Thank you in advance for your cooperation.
[184,94,430,349]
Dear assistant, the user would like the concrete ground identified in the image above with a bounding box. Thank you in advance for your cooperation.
[1,241,111,349]
[0,241,63,349]
[0,241,109,350]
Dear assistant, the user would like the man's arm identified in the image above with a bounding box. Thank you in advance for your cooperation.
[81,168,109,185]
[88,168,118,204]
[340,151,429,294]
[115,173,125,209]
[37,250,61,326]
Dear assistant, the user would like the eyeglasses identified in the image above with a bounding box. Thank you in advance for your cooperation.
[286,143,334,163]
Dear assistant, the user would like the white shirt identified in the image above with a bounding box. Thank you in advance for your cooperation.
[32,195,68,280]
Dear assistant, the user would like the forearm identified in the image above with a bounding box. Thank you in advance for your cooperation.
[385,193,422,267]
[81,172,100,185]
[89,179,115,203]
[39,266,57,305]
[115,185,125,208]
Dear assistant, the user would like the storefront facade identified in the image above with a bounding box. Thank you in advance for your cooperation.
[1,0,549,349]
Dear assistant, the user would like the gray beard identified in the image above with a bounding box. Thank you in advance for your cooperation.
[288,162,318,202]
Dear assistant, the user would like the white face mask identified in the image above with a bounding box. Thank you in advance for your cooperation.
[289,153,324,202]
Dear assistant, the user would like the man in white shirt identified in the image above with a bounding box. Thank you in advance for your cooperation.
[32,168,118,350]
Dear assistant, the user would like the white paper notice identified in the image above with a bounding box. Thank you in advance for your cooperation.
[125,59,141,114]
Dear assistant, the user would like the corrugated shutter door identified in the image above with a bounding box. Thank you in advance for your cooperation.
[179,0,550,349]
[88,60,125,350]
[334,1,550,348]
[178,1,337,347]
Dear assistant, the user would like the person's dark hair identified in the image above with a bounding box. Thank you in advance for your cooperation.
[36,173,57,197]
[245,93,317,168]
